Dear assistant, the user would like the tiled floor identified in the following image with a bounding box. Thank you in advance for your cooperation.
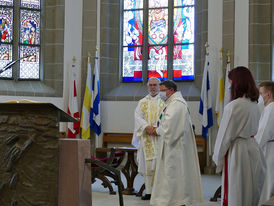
[92,174,222,206]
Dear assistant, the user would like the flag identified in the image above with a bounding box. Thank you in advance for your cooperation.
[215,52,225,126]
[80,56,92,139]
[67,62,80,138]
[199,51,213,138]
[90,54,101,135]
[224,57,231,106]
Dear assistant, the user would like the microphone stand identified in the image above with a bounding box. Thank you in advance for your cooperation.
[0,55,31,75]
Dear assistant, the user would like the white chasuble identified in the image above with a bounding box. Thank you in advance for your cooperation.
[213,97,266,206]
[255,102,274,206]
[132,94,164,175]
[151,92,203,206]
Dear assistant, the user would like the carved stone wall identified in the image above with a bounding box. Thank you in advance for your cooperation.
[0,106,59,206]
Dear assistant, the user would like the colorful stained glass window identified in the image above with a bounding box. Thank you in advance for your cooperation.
[21,0,40,9]
[174,0,194,7]
[0,0,13,6]
[173,44,194,80]
[0,44,12,78]
[19,0,40,79]
[122,46,143,81]
[123,10,143,47]
[0,8,13,43]
[148,46,167,80]
[20,10,40,45]
[124,0,143,10]
[149,0,168,8]
[148,8,168,45]
[0,3,13,78]
[121,0,195,82]
[173,7,194,44]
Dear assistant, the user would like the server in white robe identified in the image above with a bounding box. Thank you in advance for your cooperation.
[255,81,274,206]
[213,67,266,206]
[149,80,203,206]
[132,77,164,200]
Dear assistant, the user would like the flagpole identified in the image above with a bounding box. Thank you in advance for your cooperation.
[90,49,97,157]
[87,51,96,157]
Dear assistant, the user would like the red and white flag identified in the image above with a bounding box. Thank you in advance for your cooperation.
[67,62,80,138]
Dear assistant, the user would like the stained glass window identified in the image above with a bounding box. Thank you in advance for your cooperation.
[0,0,13,6]
[19,0,40,79]
[121,0,195,81]
[21,0,40,9]
[0,3,13,78]
[0,0,41,80]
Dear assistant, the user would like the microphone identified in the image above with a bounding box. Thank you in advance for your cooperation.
[0,54,32,75]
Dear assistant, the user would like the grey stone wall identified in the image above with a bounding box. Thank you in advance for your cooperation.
[81,0,97,104]
[223,0,235,68]
[249,0,272,83]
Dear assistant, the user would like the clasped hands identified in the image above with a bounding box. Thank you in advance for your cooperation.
[145,125,157,136]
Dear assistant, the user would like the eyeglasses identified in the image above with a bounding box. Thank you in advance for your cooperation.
[148,84,158,87]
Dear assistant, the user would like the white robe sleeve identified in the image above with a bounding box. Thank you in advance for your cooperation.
[132,100,149,148]
[213,104,238,172]
[156,100,187,146]
[255,104,274,148]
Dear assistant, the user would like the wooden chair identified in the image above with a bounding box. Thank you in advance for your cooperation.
[85,148,125,195]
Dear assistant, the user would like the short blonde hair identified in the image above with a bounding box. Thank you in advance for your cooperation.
[259,81,274,97]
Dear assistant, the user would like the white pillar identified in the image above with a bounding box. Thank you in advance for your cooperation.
[207,0,223,155]
[234,0,249,67]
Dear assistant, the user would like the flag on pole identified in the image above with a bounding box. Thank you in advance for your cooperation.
[224,51,231,106]
[199,50,213,138]
[67,60,80,138]
[90,53,101,136]
[215,50,225,126]
[80,55,92,139]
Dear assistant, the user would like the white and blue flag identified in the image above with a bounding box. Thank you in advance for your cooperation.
[199,51,213,138]
[90,53,101,136]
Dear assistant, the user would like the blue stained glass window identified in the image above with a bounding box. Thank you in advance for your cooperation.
[121,0,195,82]
[123,10,143,47]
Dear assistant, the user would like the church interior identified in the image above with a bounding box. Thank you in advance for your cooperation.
[0,0,273,206]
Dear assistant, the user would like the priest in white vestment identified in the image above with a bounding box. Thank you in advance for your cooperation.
[132,77,165,200]
[255,81,274,206]
[213,67,266,206]
[148,80,203,206]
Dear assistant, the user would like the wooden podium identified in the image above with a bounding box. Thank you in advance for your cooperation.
[0,103,91,206]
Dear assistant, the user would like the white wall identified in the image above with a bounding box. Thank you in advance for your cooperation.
[101,101,202,133]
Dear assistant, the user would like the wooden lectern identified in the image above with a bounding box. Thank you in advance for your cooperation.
[0,103,91,206]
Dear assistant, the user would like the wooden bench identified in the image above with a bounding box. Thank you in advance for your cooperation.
[102,132,133,148]
[102,132,206,173]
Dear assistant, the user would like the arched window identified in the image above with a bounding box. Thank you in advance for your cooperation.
[121,0,195,82]
[0,0,41,79]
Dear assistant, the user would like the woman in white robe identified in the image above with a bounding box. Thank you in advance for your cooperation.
[150,80,203,206]
[213,67,266,206]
